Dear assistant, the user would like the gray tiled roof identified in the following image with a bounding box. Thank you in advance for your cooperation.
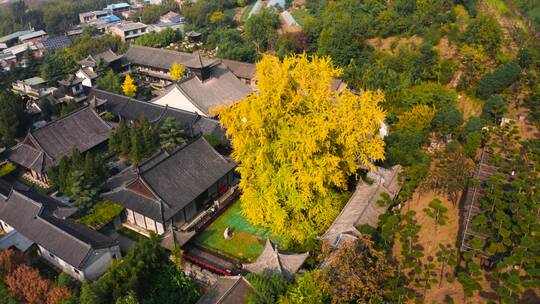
[0,189,117,268]
[124,45,215,70]
[171,64,252,115]
[81,67,98,79]
[196,276,253,304]
[221,60,256,80]
[8,106,111,172]
[102,137,236,221]
[244,239,308,278]
[320,165,402,247]
[80,49,122,67]
[89,89,225,139]
[0,30,34,43]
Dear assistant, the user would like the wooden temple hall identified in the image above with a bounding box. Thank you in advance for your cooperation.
[102,137,238,247]
[7,107,112,185]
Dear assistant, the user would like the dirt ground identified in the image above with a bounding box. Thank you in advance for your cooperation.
[366,35,424,54]
[435,36,459,61]
[394,189,496,303]
[514,106,539,140]
[457,93,483,120]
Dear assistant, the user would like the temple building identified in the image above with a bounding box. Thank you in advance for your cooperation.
[122,45,255,93]
[102,137,237,246]
[7,106,112,185]
[0,186,120,281]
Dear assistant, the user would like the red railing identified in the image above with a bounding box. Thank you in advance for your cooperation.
[183,253,231,276]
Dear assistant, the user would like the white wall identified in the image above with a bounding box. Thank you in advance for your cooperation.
[82,246,121,281]
[38,244,120,281]
[125,208,165,236]
[38,245,85,281]
[151,86,207,116]
[76,69,93,88]
[0,219,14,233]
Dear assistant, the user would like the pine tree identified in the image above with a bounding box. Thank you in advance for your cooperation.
[130,124,143,164]
[122,74,137,97]
[68,170,98,211]
[139,113,155,157]
[108,129,119,154]
[0,92,28,146]
[23,48,40,78]
[423,198,449,230]
[159,118,185,150]
[70,148,82,171]
[96,59,109,77]
[83,153,98,185]
[118,121,130,157]
[57,157,70,191]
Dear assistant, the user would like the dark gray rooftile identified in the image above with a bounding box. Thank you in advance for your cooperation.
[196,276,253,304]
[0,189,117,268]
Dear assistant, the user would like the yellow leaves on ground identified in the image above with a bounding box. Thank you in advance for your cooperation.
[218,54,386,246]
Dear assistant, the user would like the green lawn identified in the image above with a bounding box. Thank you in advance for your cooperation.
[192,200,282,263]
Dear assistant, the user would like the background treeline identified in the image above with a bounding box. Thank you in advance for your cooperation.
[0,0,121,35]
[0,0,180,36]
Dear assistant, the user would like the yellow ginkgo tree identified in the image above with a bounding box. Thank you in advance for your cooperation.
[122,74,137,97]
[217,54,386,246]
[170,63,185,82]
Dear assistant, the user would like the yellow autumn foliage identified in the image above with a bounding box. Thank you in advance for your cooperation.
[217,54,386,246]
[396,104,436,131]
[122,74,137,97]
[170,63,185,82]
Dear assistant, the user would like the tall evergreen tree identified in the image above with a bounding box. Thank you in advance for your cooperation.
[130,124,143,164]
[118,121,130,156]
[23,48,40,78]
[159,118,185,150]
[68,170,98,211]
[108,128,120,154]
[0,92,28,146]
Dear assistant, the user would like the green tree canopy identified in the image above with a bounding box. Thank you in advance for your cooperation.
[0,92,29,146]
[40,49,78,83]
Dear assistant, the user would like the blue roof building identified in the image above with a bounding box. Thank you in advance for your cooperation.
[104,3,130,14]
[99,15,121,23]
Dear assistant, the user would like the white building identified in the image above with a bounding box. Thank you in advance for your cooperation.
[0,187,120,281]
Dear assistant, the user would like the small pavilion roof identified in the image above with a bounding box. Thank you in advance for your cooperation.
[243,239,308,278]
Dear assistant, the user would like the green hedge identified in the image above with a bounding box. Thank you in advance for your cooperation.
[77,201,123,229]
[0,162,16,177]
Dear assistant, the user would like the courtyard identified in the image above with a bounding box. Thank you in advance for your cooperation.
[191,200,282,263]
